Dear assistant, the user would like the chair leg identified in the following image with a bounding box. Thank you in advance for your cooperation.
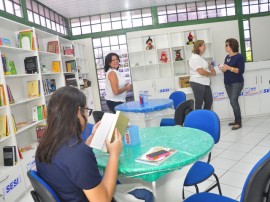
[213,173,222,196]
[182,186,185,199]
[195,184,199,193]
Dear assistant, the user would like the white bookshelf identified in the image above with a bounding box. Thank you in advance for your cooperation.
[0,16,93,201]
[127,27,214,100]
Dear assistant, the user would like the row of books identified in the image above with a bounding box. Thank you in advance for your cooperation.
[48,41,75,56]
[32,104,47,122]
[42,78,56,95]
[1,81,40,106]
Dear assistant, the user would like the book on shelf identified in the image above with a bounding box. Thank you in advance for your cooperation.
[11,114,16,133]
[47,41,59,54]
[65,74,77,87]
[3,146,17,166]
[19,29,35,50]
[24,56,38,74]
[27,80,40,98]
[63,44,75,55]
[16,121,30,130]
[36,124,46,143]
[90,111,129,152]
[6,85,15,104]
[42,79,56,95]
[0,84,7,106]
[52,61,61,72]
[0,115,8,138]
[135,147,177,166]
[65,60,76,72]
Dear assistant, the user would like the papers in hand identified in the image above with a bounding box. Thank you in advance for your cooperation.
[90,111,129,152]
[135,147,177,166]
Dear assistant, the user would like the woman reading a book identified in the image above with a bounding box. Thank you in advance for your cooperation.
[105,53,132,113]
[35,86,153,202]
[35,86,122,201]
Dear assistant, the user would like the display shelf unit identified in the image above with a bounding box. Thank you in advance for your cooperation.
[127,28,214,100]
[0,16,93,201]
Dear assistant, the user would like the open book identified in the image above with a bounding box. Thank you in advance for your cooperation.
[90,111,129,152]
[135,147,177,166]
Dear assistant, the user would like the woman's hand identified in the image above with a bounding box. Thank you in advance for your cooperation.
[222,64,230,72]
[210,65,216,76]
[106,128,123,157]
[125,83,133,91]
[92,121,101,135]
[85,122,101,145]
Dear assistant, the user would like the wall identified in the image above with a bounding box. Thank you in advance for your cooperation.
[250,15,270,62]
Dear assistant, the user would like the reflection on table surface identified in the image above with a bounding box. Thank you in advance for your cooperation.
[115,99,173,113]
[94,126,214,182]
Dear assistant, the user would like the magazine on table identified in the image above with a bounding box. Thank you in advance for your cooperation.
[135,146,177,166]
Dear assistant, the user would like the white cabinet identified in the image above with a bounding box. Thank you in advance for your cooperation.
[211,75,231,119]
[0,164,26,202]
[258,68,270,114]
[243,68,270,116]
[127,28,214,99]
[212,67,270,120]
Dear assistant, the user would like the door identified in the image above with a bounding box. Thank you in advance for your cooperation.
[243,70,261,116]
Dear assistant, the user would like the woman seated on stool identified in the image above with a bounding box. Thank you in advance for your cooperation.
[36,86,153,202]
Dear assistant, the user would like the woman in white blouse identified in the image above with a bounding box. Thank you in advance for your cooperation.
[189,40,216,109]
[105,53,132,113]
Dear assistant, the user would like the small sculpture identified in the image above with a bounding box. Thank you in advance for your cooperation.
[187,32,194,45]
[160,51,168,63]
[174,49,183,61]
[146,36,154,50]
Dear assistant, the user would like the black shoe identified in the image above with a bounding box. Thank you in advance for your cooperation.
[228,122,235,126]
[232,124,242,130]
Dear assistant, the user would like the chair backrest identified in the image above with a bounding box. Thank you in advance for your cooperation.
[169,91,186,109]
[92,111,105,123]
[27,170,60,202]
[240,151,270,202]
[174,99,194,126]
[184,109,220,144]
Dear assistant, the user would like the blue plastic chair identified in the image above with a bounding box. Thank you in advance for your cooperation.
[160,91,186,126]
[184,151,270,202]
[27,170,60,202]
[183,110,221,199]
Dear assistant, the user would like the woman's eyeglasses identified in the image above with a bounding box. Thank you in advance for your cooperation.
[83,107,93,116]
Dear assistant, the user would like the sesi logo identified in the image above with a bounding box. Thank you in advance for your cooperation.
[263,89,270,93]
[5,176,21,194]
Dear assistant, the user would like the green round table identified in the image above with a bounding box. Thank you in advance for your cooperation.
[94,126,214,182]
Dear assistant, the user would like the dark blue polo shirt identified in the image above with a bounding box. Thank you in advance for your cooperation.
[224,53,245,85]
[36,137,102,202]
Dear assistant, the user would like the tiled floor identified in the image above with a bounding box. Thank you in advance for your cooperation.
[18,115,270,202]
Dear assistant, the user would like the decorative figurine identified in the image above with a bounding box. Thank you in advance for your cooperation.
[146,36,154,50]
[186,32,195,45]
[174,49,183,61]
[160,51,168,63]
